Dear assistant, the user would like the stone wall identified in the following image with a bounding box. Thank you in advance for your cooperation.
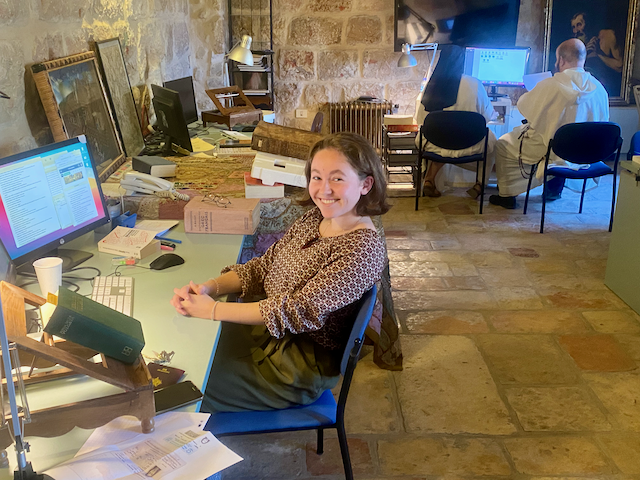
[271,0,546,130]
[0,0,227,158]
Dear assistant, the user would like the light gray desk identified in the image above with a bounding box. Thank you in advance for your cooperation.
[1,223,243,477]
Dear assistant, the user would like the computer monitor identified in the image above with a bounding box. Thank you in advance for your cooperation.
[464,47,530,99]
[163,76,198,125]
[0,136,109,273]
[151,84,193,153]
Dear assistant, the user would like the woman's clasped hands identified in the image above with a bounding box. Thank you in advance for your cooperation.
[171,280,217,319]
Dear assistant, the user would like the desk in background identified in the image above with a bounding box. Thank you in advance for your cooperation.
[1,223,243,477]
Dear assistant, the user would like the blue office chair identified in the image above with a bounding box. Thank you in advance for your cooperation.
[523,122,622,233]
[416,110,489,212]
[204,286,377,480]
[627,130,640,160]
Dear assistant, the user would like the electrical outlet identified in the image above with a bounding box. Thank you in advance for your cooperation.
[295,109,308,118]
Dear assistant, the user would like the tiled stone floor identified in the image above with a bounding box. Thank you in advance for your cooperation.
[219,177,640,480]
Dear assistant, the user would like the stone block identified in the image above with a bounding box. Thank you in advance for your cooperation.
[506,386,611,432]
[394,336,516,434]
[386,81,421,109]
[347,16,382,45]
[356,0,389,11]
[92,0,125,21]
[597,433,640,473]
[582,310,640,333]
[0,0,28,25]
[274,81,302,113]
[362,50,411,80]
[64,31,89,57]
[559,335,636,371]
[306,437,373,476]
[308,0,353,12]
[405,310,489,334]
[278,50,315,81]
[289,17,342,46]
[504,436,612,475]
[302,84,331,106]
[276,0,305,12]
[390,261,452,278]
[37,0,87,22]
[173,22,190,60]
[318,51,358,80]
[335,82,385,102]
[488,310,589,333]
[0,41,23,122]
[32,33,64,62]
[478,334,578,384]
[543,290,624,310]
[490,286,544,310]
[585,372,640,431]
[379,437,511,476]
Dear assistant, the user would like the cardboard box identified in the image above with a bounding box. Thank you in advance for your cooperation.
[184,196,260,234]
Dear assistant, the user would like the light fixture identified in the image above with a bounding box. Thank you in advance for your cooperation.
[227,35,254,66]
[397,42,438,69]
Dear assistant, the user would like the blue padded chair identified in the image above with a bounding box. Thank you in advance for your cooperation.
[416,110,489,212]
[627,130,640,160]
[204,286,377,480]
[523,122,622,233]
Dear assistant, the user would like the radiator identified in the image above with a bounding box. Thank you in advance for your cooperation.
[328,101,393,151]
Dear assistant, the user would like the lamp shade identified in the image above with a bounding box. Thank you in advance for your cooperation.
[397,43,417,68]
[228,35,254,66]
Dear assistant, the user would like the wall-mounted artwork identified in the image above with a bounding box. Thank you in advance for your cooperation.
[95,38,145,157]
[544,0,638,105]
[31,51,125,182]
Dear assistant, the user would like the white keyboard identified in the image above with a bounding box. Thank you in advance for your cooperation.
[91,276,134,316]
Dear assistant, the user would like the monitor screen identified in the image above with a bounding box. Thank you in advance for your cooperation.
[464,47,530,86]
[151,84,193,153]
[394,0,521,51]
[0,136,109,270]
[163,76,198,125]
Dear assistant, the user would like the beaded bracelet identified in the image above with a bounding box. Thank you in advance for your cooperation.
[210,278,220,297]
[210,301,219,321]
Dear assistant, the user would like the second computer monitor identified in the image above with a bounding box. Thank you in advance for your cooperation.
[464,47,530,88]
[151,84,193,153]
[163,76,198,125]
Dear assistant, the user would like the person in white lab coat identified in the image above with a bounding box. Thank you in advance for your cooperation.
[490,38,609,209]
[415,44,496,198]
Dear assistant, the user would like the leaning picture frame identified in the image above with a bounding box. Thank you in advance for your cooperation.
[544,0,639,105]
[94,38,145,158]
[31,51,125,182]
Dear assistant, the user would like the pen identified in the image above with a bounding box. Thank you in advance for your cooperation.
[156,236,182,244]
[160,241,176,248]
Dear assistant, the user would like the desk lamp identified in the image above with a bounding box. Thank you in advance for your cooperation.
[0,302,52,480]
[227,35,254,66]
[397,42,438,69]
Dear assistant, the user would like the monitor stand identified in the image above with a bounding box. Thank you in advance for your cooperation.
[16,249,94,276]
[488,86,508,101]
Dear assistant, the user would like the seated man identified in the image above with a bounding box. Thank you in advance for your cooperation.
[490,38,609,209]
[415,44,496,199]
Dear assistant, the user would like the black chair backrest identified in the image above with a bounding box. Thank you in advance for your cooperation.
[422,110,487,151]
[340,285,376,376]
[551,122,622,164]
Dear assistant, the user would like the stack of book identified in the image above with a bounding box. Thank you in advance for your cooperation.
[383,114,419,132]
[235,55,270,95]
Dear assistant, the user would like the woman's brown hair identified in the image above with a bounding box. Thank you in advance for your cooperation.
[304,132,390,216]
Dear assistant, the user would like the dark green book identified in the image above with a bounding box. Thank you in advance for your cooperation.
[44,288,145,364]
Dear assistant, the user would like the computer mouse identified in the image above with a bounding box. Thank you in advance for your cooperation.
[150,253,185,270]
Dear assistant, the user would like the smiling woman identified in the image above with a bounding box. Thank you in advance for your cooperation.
[171,132,391,413]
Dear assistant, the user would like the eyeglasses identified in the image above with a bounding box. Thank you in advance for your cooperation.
[203,194,232,208]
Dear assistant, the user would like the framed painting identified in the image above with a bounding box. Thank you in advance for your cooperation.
[95,38,145,158]
[31,51,125,182]
[544,0,639,105]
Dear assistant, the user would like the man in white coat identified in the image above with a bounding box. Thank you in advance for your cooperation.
[489,38,609,209]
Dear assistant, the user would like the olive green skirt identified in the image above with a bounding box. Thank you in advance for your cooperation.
[201,322,341,413]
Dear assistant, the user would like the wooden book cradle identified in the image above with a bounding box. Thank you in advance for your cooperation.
[0,281,155,451]
[202,86,262,128]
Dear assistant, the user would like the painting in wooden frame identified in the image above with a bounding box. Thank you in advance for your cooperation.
[31,51,125,181]
[95,38,145,158]
[544,0,639,105]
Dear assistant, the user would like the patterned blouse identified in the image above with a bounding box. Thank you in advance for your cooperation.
[222,207,386,350]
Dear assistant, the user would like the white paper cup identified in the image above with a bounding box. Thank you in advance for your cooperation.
[33,257,63,299]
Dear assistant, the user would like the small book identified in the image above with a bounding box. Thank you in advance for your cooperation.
[386,124,419,132]
[244,172,284,199]
[147,362,185,390]
[44,288,145,364]
[132,156,176,178]
[98,226,161,259]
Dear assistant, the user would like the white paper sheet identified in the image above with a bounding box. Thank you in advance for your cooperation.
[45,413,242,480]
[134,220,179,237]
[523,71,552,91]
